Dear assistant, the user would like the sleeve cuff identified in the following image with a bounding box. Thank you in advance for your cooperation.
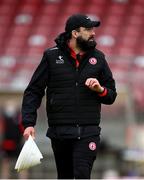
[98,87,108,97]
[23,123,35,129]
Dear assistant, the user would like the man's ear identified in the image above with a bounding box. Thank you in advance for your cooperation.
[71,30,79,39]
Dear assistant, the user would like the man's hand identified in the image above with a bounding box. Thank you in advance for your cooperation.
[85,78,104,93]
[23,126,35,140]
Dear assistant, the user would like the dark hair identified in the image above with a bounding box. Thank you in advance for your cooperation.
[74,28,80,32]
[65,32,72,40]
[55,32,71,47]
[55,28,81,47]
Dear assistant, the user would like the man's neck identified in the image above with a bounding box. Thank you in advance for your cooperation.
[68,40,83,55]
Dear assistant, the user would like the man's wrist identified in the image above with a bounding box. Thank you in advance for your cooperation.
[98,87,104,93]
[98,87,108,97]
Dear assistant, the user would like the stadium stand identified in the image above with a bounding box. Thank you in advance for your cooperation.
[0,0,143,110]
[0,0,143,107]
[0,0,144,112]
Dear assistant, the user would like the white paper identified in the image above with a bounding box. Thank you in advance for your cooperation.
[15,135,43,172]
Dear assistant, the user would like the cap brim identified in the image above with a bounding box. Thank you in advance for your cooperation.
[92,21,100,27]
[85,21,100,28]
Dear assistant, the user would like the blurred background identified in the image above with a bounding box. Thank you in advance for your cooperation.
[0,0,144,179]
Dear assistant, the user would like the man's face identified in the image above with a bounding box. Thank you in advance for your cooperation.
[76,27,96,51]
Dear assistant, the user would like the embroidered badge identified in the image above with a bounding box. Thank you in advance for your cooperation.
[89,57,97,65]
[89,142,96,151]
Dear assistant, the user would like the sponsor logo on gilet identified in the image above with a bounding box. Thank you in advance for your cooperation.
[56,55,64,64]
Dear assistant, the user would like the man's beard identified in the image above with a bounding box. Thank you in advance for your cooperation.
[76,36,96,52]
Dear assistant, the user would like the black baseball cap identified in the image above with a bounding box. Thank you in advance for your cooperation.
[65,14,100,32]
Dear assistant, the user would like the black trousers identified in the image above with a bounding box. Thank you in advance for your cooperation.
[51,135,100,179]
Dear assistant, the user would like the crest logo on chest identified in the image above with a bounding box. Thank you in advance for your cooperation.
[89,57,97,65]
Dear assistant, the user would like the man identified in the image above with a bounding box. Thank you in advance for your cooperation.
[22,14,117,179]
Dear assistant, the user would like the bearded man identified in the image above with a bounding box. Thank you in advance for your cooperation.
[22,14,117,179]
